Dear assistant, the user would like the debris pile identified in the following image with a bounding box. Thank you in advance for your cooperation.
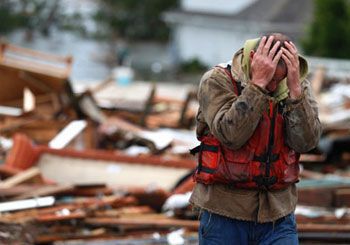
[0,42,350,244]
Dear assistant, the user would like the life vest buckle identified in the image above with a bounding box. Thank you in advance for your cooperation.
[253,175,277,187]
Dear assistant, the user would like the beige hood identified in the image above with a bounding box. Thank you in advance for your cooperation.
[232,38,308,101]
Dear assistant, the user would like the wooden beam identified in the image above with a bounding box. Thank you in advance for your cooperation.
[0,167,42,188]
[85,217,199,230]
[298,223,350,232]
[11,184,73,200]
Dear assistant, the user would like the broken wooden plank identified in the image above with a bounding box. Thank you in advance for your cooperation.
[300,169,325,179]
[0,196,55,212]
[0,105,23,117]
[334,188,350,207]
[85,216,199,230]
[296,214,350,224]
[92,206,154,218]
[0,167,42,188]
[65,184,113,197]
[297,223,350,232]
[34,228,106,244]
[35,210,86,223]
[23,87,35,113]
[48,120,87,149]
[0,165,20,178]
[11,184,73,200]
[0,184,45,198]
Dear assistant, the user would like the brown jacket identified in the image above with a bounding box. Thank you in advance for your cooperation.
[189,48,322,223]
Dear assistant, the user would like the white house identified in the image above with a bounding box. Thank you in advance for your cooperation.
[163,0,314,66]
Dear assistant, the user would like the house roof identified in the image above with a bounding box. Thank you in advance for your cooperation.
[234,0,313,24]
[163,0,314,39]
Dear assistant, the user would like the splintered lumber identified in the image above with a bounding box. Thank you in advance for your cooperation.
[0,105,23,116]
[0,167,42,188]
[299,169,324,179]
[0,165,20,178]
[99,116,143,134]
[70,196,138,210]
[35,209,86,223]
[93,206,154,218]
[298,186,349,207]
[299,154,326,163]
[0,184,47,198]
[334,188,350,207]
[23,87,35,113]
[297,223,350,233]
[92,81,155,112]
[126,188,170,212]
[11,184,73,200]
[0,196,55,212]
[296,215,350,224]
[65,184,114,196]
[34,228,107,244]
[85,216,199,231]
[299,232,350,243]
[48,120,87,149]
[0,41,71,103]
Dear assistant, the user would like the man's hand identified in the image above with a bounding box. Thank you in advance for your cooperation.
[250,36,283,89]
[282,41,301,99]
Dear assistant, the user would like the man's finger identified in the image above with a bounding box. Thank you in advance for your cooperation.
[256,36,267,54]
[282,47,295,61]
[263,36,274,55]
[268,41,280,59]
[282,54,292,66]
[284,41,298,55]
[273,50,283,64]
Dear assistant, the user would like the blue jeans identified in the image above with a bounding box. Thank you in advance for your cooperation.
[199,210,298,245]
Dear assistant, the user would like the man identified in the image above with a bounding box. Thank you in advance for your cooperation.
[190,33,322,244]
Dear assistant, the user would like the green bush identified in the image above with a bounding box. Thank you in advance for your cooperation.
[302,0,350,59]
[180,58,208,74]
[95,0,178,41]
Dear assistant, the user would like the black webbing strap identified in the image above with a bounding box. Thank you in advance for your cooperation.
[253,153,279,163]
[190,143,219,174]
[189,144,219,155]
[200,166,216,174]
[253,175,277,187]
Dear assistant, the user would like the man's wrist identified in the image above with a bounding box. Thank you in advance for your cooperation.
[251,79,267,89]
[289,87,302,99]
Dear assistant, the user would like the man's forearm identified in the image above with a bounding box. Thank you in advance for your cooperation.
[284,82,322,152]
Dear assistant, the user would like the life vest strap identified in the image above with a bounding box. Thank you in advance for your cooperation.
[253,153,279,163]
[253,175,277,187]
[189,144,219,155]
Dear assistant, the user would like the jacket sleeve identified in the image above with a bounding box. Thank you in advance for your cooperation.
[284,79,322,153]
[198,68,269,149]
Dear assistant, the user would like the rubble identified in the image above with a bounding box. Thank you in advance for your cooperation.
[0,42,349,244]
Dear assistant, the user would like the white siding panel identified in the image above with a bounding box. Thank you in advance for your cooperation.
[181,0,258,15]
[177,25,257,66]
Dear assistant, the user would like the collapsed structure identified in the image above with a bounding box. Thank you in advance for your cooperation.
[0,42,349,244]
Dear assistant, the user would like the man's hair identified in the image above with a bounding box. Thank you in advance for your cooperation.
[254,32,291,68]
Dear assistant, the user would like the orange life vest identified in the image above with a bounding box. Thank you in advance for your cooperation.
[190,65,300,190]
